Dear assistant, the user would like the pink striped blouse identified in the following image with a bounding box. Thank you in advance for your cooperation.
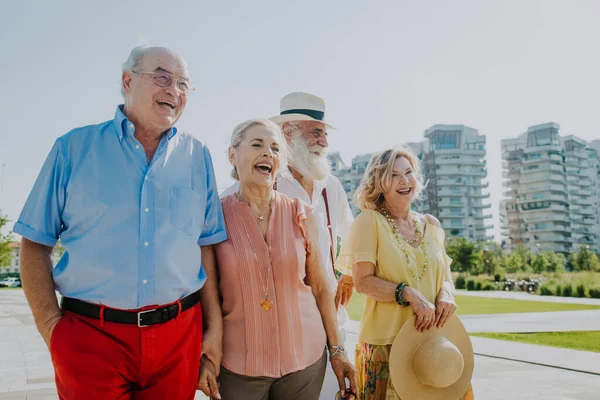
[216,192,327,378]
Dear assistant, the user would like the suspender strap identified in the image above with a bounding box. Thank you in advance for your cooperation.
[321,188,337,277]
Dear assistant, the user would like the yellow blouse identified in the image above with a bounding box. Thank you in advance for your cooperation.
[336,209,453,345]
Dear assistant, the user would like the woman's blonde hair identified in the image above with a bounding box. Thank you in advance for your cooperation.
[354,146,425,211]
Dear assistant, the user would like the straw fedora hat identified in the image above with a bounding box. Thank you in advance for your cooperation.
[388,315,474,400]
[269,92,335,129]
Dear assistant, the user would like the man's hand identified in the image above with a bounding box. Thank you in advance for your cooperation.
[201,328,223,376]
[41,313,62,348]
[334,274,354,310]
[197,354,221,399]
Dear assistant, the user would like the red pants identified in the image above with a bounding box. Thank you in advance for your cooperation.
[49,302,203,399]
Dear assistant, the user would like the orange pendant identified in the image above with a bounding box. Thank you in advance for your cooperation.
[260,297,273,311]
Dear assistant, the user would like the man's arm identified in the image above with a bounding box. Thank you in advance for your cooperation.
[20,238,61,347]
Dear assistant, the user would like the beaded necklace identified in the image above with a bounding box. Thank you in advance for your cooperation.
[379,207,428,281]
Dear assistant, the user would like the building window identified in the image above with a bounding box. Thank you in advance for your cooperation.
[431,131,460,150]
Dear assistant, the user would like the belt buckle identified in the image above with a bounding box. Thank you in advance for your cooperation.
[137,309,156,327]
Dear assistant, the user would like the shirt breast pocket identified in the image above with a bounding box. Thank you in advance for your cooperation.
[170,187,205,237]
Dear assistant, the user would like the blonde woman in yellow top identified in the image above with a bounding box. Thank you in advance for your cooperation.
[336,147,474,400]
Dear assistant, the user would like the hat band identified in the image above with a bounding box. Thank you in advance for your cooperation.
[280,109,324,121]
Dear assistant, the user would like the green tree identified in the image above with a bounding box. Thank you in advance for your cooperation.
[544,251,566,272]
[0,211,14,271]
[445,238,481,275]
[531,252,549,274]
[479,248,500,276]
[504,244,532,273]
[571,246,600,272]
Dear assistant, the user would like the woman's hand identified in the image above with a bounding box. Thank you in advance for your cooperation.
[434,288,457,328]
[330,353,358,398]
[404,287,436,332]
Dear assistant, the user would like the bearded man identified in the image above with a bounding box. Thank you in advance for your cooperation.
[222,92,355,399]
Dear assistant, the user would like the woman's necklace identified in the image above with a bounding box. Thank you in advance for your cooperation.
[236,192,274,221]
[379,206,428,281]
[236,192,275,311]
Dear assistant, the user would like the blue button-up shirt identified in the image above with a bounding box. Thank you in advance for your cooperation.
[14,106,227,309]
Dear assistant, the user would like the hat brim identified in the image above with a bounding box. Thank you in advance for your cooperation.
[389,315,474,400]
[269,113,336,130]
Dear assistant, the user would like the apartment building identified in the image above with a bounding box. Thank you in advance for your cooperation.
[330,124,493,242]
[500,123,600,254]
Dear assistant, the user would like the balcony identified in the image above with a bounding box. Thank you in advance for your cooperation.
[518,184,568,195]
[502,170,521,179]
[467,181,489,188]
[475,234,494,241]
[438,211,466,219]
[523,144,563,154]
[474,223,494,231]
[520,173,564,184]
[438,201,466,207]
[529,225,569,233]
[571,207,595,216]
[436,178,463,186]
[436,190,464,197]
[523,214,570,223]
[573,198,595,206]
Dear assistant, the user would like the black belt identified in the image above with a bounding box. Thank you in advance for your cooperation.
[61,291,200,327]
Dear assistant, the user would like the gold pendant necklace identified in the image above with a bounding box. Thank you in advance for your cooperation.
[236,192,275,311]
[380,207,428,281]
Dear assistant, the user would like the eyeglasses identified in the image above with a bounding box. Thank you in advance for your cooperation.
[132,70,194,95]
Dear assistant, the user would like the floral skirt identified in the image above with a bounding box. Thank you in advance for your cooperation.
[355,342,474,400]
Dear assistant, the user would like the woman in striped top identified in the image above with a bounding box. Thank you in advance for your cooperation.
[211,119,357,400]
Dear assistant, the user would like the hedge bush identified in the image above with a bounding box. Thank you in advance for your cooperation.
[562,284,573,297]
[466,279,475,291]
[482,282,494,291]
[576,284,586,298]
[589,287,600,299]
[540,285,555,296]
[455,276,466,290]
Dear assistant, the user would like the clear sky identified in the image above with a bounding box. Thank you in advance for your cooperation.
[2,0,600,241]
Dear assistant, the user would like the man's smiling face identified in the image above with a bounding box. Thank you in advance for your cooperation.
[122,48,190,133]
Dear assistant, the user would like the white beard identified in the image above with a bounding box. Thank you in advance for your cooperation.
[289,133,331,181]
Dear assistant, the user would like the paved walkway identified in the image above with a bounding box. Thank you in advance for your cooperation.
[470,336,600,375]
[3,289,600,400]
[459,310,600,333]
[457,290,600,305]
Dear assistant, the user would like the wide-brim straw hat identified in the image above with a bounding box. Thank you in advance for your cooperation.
[269,92,335,129]
[389,315,474,400]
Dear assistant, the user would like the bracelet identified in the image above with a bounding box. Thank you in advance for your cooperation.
[328,345,345,360]
[395,283,411,306]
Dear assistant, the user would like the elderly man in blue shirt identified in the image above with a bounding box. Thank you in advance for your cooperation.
[14,45,225,399]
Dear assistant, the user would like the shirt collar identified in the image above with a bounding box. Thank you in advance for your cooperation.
[278,168,328,191]
[113,105,178,143]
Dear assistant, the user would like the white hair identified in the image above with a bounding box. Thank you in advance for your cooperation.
[229,119,290,180]
[120,45,185,96]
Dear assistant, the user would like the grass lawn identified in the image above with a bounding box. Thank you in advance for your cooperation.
[470,331,600,353]
[346,292,600,321]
